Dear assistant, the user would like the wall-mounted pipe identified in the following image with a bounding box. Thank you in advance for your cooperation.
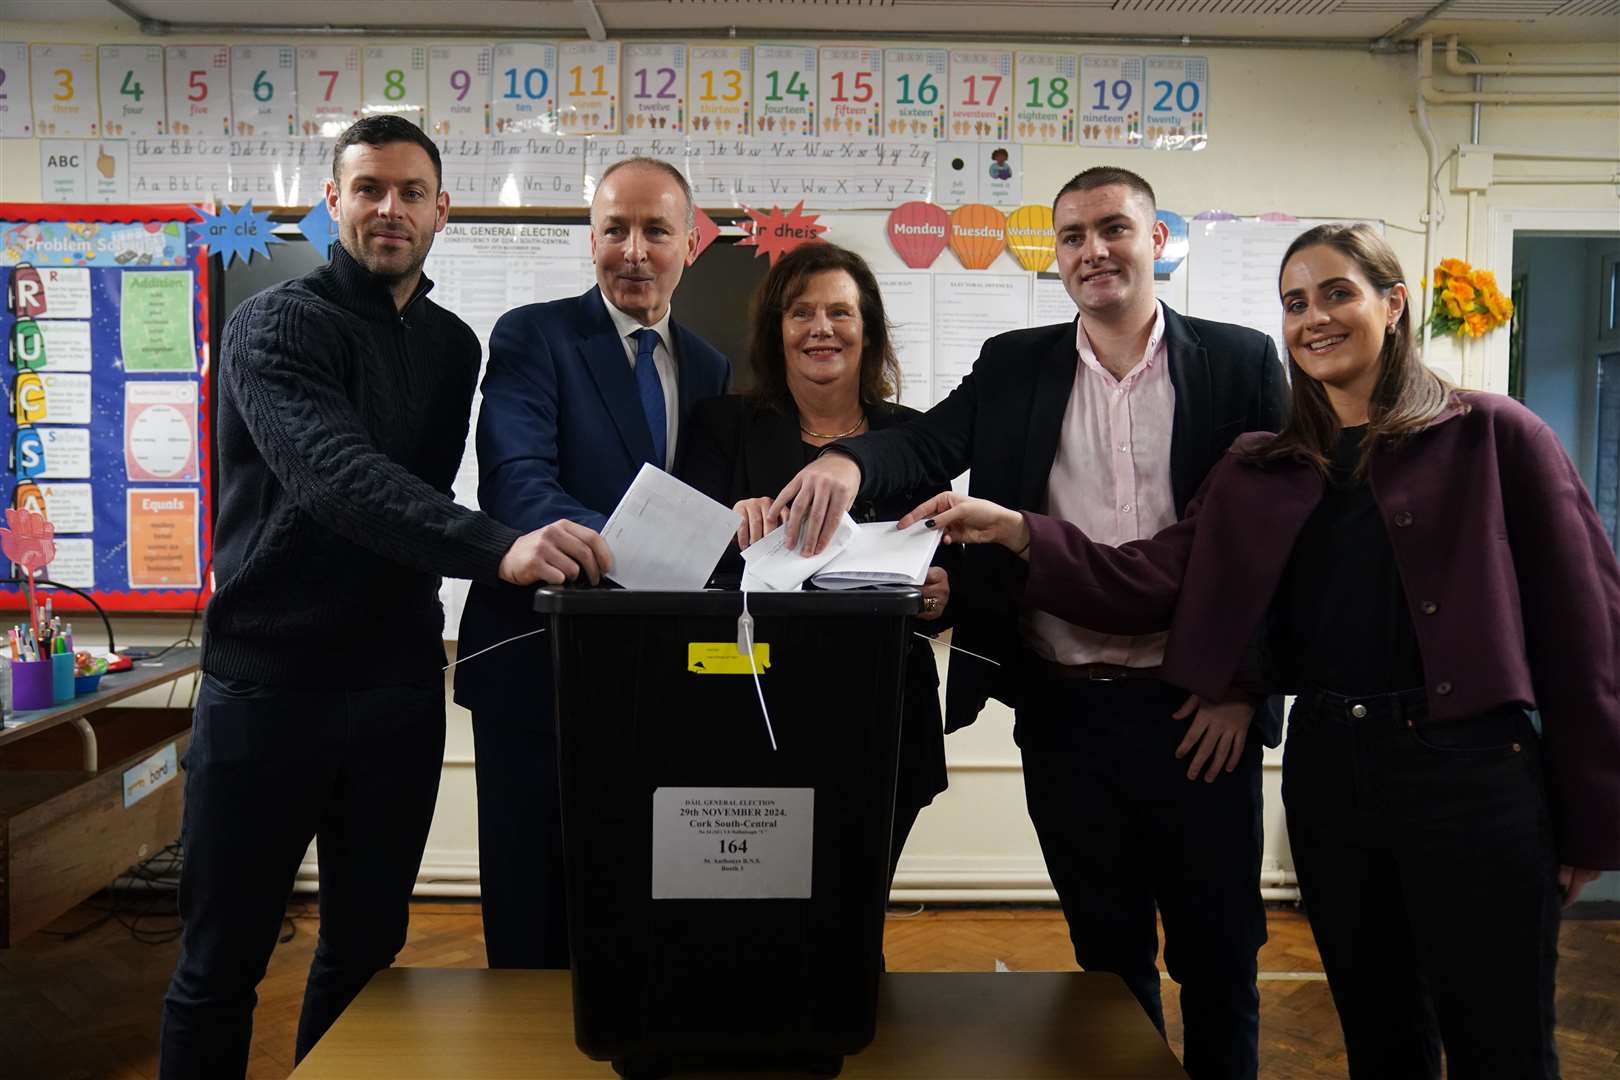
[1446,35,1620,79]
[1419,35,1619,106]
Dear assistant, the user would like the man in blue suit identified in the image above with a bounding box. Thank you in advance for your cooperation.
[454,158,731,968]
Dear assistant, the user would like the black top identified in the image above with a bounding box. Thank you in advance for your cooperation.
[1271,425,1425,695]
[205,245,521,688]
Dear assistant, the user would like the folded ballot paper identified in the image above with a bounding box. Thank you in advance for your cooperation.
[741,517,940,592]
[811,520,942,589]
[600,464,739,589]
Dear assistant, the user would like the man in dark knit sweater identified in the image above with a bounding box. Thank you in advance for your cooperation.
[159,117,610,1080]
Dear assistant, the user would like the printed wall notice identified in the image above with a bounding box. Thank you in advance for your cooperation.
[120,270,195,371]
[1079,54,1144,149]
[30,427,92,479]
[46,536,94,588]
[753,44,816,138]
[651,786,814,900]
[491,42,557,135]
[362,45,428,124]
[127,487,201,588]
[947,50,1011,142]
[124,381,199,482]
[556,41,619,134]
[296,45,360,136]
[1144,55,1208,151]
[818,46,881,140]
[41,372,92,425]
[37,482,93,534]
[1014,51,1076,146]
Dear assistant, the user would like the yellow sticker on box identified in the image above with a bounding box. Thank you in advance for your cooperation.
[687,642,771,674]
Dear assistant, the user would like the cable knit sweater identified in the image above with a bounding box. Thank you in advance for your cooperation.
[203,244,521,688]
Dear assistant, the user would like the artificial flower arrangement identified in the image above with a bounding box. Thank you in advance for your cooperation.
[1428,258,1514,339]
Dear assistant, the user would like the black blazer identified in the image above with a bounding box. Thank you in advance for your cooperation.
[680,395,953,810]
[833,305,1289,741]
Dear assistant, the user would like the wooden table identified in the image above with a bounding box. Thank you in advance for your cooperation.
[292,968,1187,1078]
[0,648,199,946]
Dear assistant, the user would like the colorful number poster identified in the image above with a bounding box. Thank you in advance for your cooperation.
[948,50,1010,142]
[753,44,816,138]
[1144,55,1208,151]
[164,45,230,136]
[124,382,199,482]
[884,48,945,141]
[0,42,35,138]
[363,45,427,124]
[558,41,618,134]
[623,43,684,134]
[1079,54,1143,149]
[98,45,165,136]
[428,45,490,136]
[296,45,360,137]
[30,45,99,137]
[689,45,749,135]
[230,44,295,136]
[1015,52,1076,146]
[818,47,881,141]
[0,205,211,611]
[126,488,200,588]
[491,42,558,135]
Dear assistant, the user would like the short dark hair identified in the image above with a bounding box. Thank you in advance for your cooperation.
[332,115,443,191]
[594,157,696,230]
[747,243,901,413]
[1052,166,1156,214]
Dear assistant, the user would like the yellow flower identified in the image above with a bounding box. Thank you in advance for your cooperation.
[1483,290,1513,321]
[1441,258,1471,278]
[1449,278,1477,303]
[1469,269,1498,292]
[1442,292,1464,319]
[1464,312,1490,337]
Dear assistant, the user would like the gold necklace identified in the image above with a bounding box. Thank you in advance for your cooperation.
[799,413,867,439]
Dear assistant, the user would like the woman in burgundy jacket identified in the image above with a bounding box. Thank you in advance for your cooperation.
[902,224,1619,1080]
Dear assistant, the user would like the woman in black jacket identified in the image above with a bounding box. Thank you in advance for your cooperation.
[680,241,953,887]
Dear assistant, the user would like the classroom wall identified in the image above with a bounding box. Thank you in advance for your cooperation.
[5,17,1614,900]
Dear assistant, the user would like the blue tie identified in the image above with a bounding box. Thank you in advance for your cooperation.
[631,327,667,467]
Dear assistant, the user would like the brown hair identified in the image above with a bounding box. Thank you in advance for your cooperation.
[1243,223,1460,477]
[746,242,901,413]
[1052,166,1156,214]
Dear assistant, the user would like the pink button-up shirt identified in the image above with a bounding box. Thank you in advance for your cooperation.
[1023,303,1177,667]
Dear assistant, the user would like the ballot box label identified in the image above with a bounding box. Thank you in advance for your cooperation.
[652,786,814,899]
[123,741,179,808]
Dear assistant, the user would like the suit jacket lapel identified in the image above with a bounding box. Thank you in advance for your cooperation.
[1164,306,1212,516]
[1019,321,1080,511]
[742,406,806,497]
[577,287,657,466]
[668,320,707,463]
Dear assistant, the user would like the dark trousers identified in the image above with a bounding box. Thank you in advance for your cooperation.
[471,707,571,969]
[1015,672,1265,1080]
[159,675,446,1079]
[1283,688,1563,1079]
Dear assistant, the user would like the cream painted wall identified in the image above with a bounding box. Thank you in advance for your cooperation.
[6,19,1614,902]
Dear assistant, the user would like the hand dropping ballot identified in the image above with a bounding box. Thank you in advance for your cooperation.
[741,517,941,592]
[601,464,739,589]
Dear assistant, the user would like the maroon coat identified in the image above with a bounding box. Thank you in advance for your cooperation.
[1021,392,1620,869]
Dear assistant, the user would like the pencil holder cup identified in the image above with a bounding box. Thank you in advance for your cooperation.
[10,657,55,711]
[51,652,75,704]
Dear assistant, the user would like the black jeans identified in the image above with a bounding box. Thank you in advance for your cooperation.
[159,674,446,1079]
[1015,672,1266,1080]
[1283,688,1563,1080]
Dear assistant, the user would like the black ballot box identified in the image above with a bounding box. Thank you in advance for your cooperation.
[534,586,921,1079]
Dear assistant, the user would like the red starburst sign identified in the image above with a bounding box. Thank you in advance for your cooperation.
[737,202,828,265]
